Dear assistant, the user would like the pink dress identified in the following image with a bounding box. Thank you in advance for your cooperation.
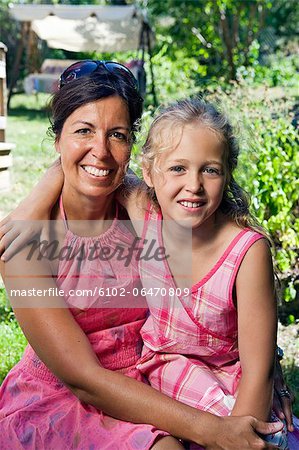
[0,201,168,449]
[137,206,299,449]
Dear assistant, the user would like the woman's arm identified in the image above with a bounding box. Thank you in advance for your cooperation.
[117,176,149,236]
[0,159,63,260]
[0,164,144,259]
[232,238,277,421]
[0,252,281,450]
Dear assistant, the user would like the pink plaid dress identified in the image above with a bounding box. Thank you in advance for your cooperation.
[137,206,299,449]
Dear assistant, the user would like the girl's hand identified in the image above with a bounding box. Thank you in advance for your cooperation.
[202,415,283,450]
[273,357,294,432]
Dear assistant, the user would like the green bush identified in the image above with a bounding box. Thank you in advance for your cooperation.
[240,117,298,274]
[206,85,298,314]
[237,46,299,88]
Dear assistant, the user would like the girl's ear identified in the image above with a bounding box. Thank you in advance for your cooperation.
[142,165,154,188]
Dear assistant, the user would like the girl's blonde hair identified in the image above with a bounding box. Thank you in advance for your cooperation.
[142,98,266,235]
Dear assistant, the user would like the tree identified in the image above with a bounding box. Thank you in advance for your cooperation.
[146,0,298,81]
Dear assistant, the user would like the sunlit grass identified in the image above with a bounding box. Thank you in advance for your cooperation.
[0,94,55,217]
[0,289,27,384]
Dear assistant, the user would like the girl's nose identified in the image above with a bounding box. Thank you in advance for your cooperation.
[185,173,204,193]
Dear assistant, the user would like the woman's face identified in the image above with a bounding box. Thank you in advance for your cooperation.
[55,96,131,201]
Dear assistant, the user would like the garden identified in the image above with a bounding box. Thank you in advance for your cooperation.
[0,0,298,415]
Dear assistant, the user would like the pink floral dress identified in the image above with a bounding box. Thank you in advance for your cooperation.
[0,201,168,449]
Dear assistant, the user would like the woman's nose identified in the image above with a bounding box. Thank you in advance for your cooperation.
[90,134,110,159]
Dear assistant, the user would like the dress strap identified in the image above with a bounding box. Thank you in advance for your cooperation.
[59,195,69,231]
[140,201,156,243]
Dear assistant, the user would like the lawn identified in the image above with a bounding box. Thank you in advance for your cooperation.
[0,94,54,217]
[0,90,298,417]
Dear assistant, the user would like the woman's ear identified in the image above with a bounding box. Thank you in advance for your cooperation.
[142,165,153,188]
[55,139,61,154]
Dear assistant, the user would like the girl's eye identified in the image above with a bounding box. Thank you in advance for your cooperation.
[203,167,221,175]
[169,166,185,173]
[110,131,129,142]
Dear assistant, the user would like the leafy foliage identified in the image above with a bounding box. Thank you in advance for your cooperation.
[147,0,299,83]
[205,84,298,313]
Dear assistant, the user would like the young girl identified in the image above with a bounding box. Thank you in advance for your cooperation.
[122,98,299,449]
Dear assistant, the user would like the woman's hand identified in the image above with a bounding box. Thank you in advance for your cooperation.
[273,356,294,432]
[0,158,64,261]
[202,415,283,450]
[0,210,47,261]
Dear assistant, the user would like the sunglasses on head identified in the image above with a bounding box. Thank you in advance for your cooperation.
[59,60,138,90]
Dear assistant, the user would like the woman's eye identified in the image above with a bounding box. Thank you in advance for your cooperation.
[110,131,128,142]
[75,128,91,135]
[169,166,185,173]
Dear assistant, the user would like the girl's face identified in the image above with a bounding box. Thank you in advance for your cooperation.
[55,96,131,201]
[143,123,228,230]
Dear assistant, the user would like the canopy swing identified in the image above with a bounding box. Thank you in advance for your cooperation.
[8,4,157,105]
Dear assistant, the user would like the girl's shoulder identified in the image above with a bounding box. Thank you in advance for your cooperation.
[216,220,267,263]
[221,216,266,242]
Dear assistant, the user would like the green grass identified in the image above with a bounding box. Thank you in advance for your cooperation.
[1,94,55,217]
[0,288,27,384]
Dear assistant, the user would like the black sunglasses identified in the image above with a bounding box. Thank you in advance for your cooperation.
[59,60,138,90]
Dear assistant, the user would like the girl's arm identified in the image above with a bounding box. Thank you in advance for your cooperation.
[232,238,277,421]
[0,159,63,260]
[0,253,281,450]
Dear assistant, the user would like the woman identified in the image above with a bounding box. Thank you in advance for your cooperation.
[0,61,287,449]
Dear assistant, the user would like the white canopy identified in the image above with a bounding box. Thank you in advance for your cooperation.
[9,4,146,52]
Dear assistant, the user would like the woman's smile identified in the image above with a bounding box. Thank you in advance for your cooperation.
[81,165,112,178]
